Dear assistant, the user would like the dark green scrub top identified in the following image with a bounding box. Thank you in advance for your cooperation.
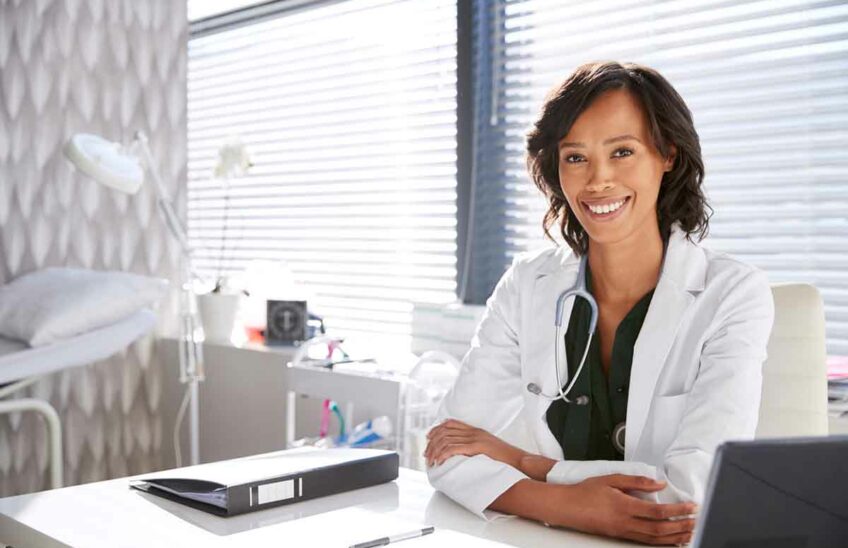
[545,261,655,460]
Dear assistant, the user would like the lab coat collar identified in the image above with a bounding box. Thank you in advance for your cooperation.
[527,222,708,460]
[534,222,707,294]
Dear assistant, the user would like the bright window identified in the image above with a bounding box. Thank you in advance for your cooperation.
[474,0,848,357]
[187,0,459,347]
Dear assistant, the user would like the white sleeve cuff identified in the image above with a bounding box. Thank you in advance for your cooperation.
[546,460,658,485]
[546,460,664,503]
[427,454,528,521]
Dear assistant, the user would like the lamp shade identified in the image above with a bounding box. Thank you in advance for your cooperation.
[63,133,144,194]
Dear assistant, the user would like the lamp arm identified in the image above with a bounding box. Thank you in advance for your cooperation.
[129,132,205,466]
[133,131,192,257]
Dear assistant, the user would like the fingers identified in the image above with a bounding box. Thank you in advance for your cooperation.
[425,425,458,457]
[629,498,699,520]
[623,501,698,545]
[424,434,475,466]
[424,420,476,466]
[425,440,477,466]
[426,425,474,454]
[570,474,697,545]
[603,474,667,492]
[426,434,473,456]
[426,419,472,439]
[628,516,696,537]
[625,529,694,546]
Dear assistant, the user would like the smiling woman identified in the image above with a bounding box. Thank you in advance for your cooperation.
[527,62,711,258]
[424,61,775,547]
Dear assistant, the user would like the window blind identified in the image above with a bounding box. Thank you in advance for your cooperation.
[473,0,848,356]
[187,0,458,345]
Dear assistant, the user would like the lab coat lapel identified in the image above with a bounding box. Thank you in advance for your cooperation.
[525,250,579,458]
[625,225,706,458]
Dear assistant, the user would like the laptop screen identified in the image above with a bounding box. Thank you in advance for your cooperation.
[692,436,848,548]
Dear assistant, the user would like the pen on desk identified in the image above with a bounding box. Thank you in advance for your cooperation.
[349,526,435,548]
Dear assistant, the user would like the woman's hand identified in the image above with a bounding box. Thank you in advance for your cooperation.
[424,419,527,469]
[555,474,698,546]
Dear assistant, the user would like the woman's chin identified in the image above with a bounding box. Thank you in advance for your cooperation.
[585,216,664,250]
[582,215,633,244]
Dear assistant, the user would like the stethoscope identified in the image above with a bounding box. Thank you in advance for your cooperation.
[525,254,626,455]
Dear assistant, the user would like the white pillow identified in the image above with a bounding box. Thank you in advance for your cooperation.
[0,267,168,347]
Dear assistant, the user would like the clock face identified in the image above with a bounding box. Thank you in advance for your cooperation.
[266,300,307,344]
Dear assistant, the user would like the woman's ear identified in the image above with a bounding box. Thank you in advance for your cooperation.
[664,144,678,172]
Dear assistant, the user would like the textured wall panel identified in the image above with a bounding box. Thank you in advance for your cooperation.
[0,0,186,496]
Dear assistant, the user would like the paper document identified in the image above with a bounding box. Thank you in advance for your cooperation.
[131,478,229,508]
[139,447,388,485]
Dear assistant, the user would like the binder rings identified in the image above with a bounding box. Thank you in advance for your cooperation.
[130,447,399,517]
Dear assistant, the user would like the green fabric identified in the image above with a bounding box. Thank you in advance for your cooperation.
[545,261,655,460]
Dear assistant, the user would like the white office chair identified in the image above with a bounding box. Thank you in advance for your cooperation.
[756,283,829,438]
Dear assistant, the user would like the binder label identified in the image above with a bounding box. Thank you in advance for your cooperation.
[257,479,295,504]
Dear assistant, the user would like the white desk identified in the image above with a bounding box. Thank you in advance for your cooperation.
[0,464,631,547]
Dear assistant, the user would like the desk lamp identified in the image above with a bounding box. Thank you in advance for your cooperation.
[64,131,205,466]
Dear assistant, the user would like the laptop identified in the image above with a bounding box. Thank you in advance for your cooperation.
[692,435,848,547]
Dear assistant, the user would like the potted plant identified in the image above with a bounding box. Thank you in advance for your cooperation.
[196,138,252,343]
[197,276,249,343]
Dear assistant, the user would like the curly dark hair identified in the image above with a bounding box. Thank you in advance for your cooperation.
[525,60,712,256]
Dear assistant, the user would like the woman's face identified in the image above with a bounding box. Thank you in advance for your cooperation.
[557,88,675,248]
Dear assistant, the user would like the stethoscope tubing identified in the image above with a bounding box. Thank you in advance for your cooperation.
[529,254,598,403]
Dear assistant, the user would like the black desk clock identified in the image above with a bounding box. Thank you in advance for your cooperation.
[265,300,307,345]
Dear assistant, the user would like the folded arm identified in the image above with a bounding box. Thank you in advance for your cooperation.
[425,253,670,512]
[425,418,697,544]
[424,256,531,519]
[426,418,657,483]
[538,270,772,502]
[428,269,775,509]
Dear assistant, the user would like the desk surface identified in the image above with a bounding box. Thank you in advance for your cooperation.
[0,467,633,547]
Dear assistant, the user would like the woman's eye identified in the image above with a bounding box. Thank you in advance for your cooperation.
[562,148,633,164]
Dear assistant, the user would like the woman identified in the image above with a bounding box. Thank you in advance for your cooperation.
[424,61,774,546]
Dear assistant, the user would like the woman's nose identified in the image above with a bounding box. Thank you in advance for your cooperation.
[586,161,616,191]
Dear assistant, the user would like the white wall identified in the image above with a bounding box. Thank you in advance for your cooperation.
[0,0,186,495]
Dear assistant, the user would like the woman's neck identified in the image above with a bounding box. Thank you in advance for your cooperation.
[586,222,665,306]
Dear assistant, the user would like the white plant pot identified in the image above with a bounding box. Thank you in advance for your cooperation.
[197,293,242,344]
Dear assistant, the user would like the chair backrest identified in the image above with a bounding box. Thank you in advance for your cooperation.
[756,283,828,438]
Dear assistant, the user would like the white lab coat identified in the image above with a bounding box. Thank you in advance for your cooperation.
[426,222,775,520]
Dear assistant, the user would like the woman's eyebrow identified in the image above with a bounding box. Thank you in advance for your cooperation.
[558,134,642,149]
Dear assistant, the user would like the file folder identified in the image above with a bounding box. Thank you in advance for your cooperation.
[130,447,399,517]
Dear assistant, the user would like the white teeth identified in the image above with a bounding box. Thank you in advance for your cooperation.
[588,198,626,215]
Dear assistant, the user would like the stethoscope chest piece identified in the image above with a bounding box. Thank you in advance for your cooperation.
[612,421,626,455]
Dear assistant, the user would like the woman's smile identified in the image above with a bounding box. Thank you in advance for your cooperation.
[581,195,631,223]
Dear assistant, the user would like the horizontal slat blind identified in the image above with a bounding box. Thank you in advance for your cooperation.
[187,0,458,343]
[479,0,848,356]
